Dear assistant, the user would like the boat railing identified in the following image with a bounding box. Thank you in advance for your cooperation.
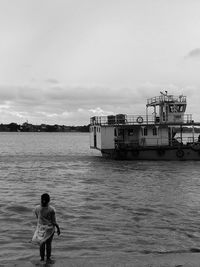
[115,138,178,148]
[115,136,199,149]
[90,114,193,126]
[147,95,186,106]
[115,140,140,149]
[90,115,154,125]
[187,136,198,143]
[175,136,200,144]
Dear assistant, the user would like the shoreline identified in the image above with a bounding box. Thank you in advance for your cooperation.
[4,252,200,267]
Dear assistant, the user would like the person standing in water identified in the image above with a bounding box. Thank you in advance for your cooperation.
[33,193,60,263]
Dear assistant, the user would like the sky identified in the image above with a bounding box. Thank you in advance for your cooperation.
[0,0,200,125]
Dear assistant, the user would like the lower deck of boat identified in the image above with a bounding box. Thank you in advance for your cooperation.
[101,145,200,160]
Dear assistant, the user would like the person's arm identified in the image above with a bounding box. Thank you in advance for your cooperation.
[51,208,61,235]
[34,206,38,219]
[54,223,61,236]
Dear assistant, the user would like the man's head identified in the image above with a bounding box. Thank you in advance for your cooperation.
[41,193,50,207]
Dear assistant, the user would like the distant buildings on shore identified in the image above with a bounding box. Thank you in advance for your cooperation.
[0,122,89,132]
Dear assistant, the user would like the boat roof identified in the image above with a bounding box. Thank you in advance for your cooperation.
[147,93,186,107]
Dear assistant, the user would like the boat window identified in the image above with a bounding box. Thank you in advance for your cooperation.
[169,104,186,113]
[152,127,157,136]
[114,128,117,136]
[179,105,186,112]
[144,127,148,136]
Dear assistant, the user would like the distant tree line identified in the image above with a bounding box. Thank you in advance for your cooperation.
[1,123,199,133]
[0,122,90,132]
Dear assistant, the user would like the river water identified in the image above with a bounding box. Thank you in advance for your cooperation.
[1,132,200,265]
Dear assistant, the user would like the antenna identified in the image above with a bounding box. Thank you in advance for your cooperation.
[160,91,168,96]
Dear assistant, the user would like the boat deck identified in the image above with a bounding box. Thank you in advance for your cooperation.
[90,114,200,127]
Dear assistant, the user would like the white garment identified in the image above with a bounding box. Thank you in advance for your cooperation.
[32,204,56,245]
[32,223,54,245]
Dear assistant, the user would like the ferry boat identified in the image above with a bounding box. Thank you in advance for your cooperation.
[89,92,200,160]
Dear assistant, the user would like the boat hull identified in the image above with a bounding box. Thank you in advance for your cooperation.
[101,146,200,160]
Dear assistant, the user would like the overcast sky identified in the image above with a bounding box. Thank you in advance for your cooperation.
[0,0,200,125]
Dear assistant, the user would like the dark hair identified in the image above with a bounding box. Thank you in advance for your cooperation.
[41,193,50,206]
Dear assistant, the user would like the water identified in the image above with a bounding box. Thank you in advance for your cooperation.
[1,132,200,264]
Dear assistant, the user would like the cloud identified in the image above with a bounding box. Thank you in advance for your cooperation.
[45,79,60,84]
[185,48,200,59]
[89,107,113,116]
[0,83,142,124]
[0,81,198,125]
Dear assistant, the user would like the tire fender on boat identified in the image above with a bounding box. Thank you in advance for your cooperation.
[176,149,184,158]
[136,116,143,123]
[191,143,200,151]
